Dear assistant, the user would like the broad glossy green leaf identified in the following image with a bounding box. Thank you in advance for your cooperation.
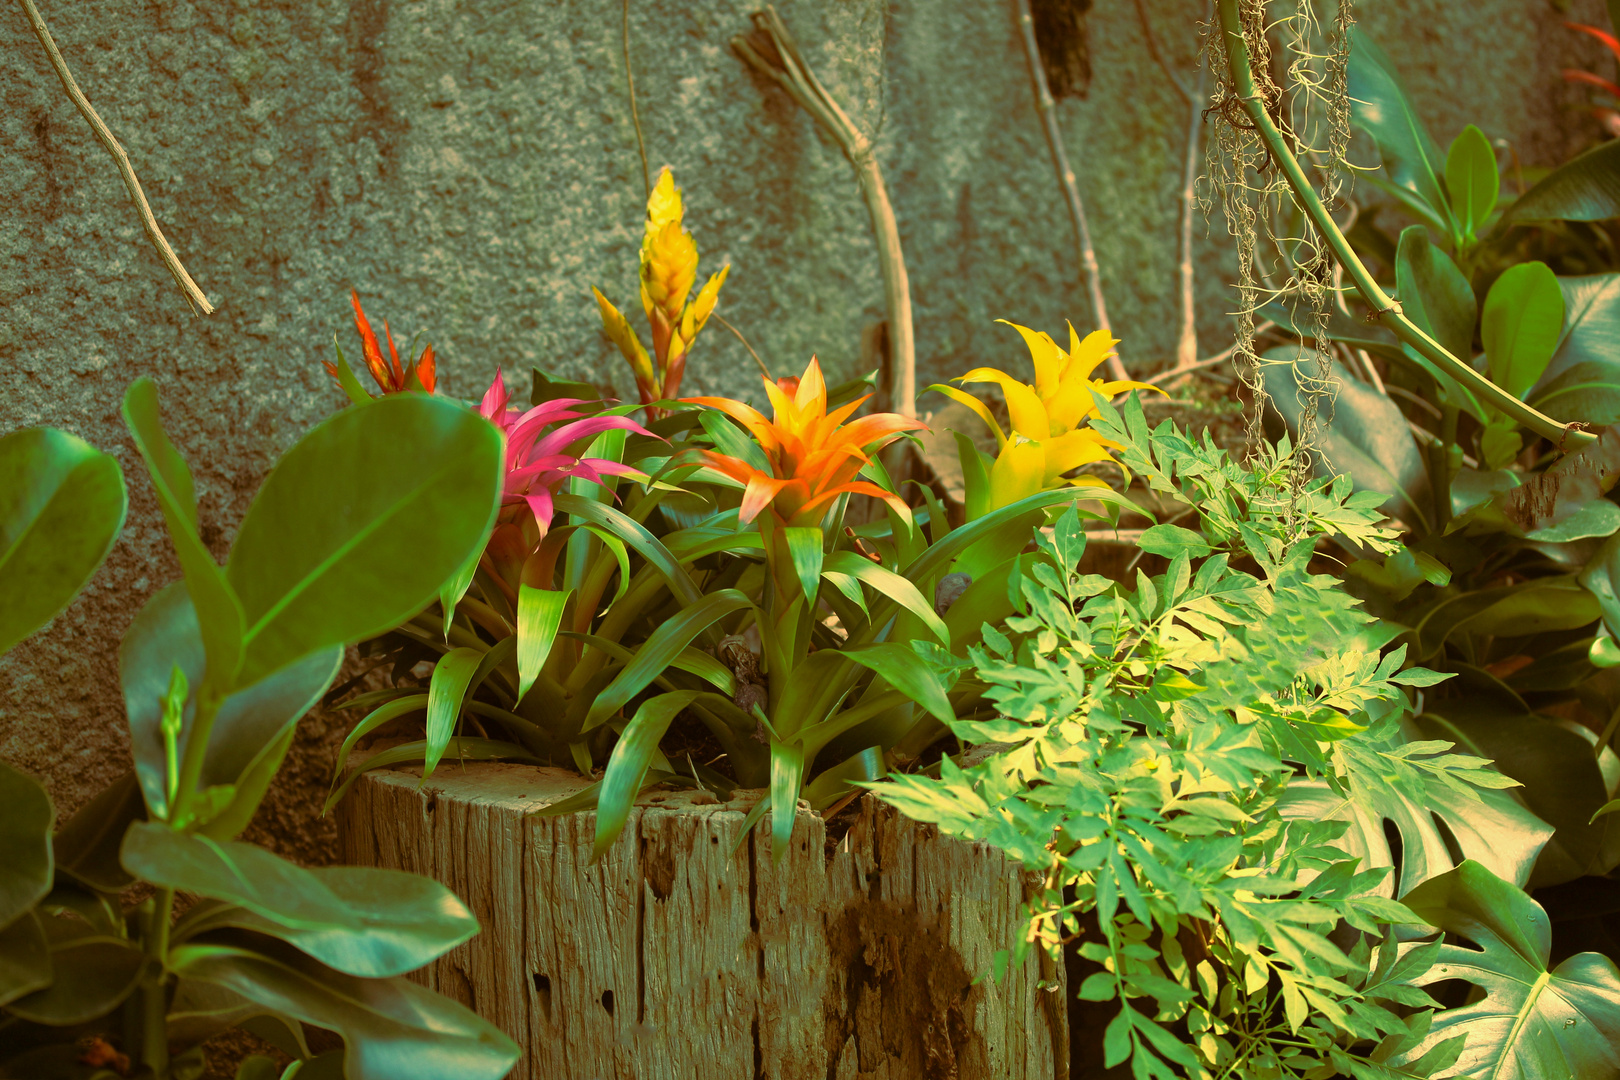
[125,823,477,977]
[325,738,541,810]
[4,916,144,1025]
[422,647,485,780]
[1276,774,1549,898]
[52,772,144,892]
[582,589,754,731]
[171,935,519,1080]
[165,978,308,1054]
[824,551,949,645]
[1394,226,1483,418]
[593,691,701,860]
[1445,124,1499,240]
[840,642,955,724]
[1482,262,1564,401]
[1580,531,1620,640]
[1347,26,1452,232]
[123,379,246,689]
[769,740,805,864]
[1260,347,1431,528]
[0,761,53,928]
[121,585,341,822]
[227,393,502,686]
[1416,706,1620,888]
[0,427,126,657]
[1530,273,1620,426]
[1508,137,1620,223]
[1394,861,1620,1079]
[517,586,569,702]
[0,912,50,1006]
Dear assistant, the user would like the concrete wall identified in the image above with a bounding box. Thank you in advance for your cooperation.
[1,0,1608,851]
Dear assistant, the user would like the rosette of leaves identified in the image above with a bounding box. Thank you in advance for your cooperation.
[0,382,519,1080]
[866,395,1575,1078]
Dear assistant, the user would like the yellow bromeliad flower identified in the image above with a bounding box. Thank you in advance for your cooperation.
[928,320,1160,516]
[593,167,729,413]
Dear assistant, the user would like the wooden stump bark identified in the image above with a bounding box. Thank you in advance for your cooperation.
[336,761,1067,1080]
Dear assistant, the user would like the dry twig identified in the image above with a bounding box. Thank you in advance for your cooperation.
[1012,0,1126,381]
[733,8,917,418]
[16,0,214,315]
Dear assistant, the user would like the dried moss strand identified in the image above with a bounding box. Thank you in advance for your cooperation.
[15,0,215,316]
[1213,0,1594,450]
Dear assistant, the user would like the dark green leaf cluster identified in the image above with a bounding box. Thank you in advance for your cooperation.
[0,387,518,1080]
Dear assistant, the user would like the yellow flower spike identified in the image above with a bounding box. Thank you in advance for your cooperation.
[997,320,1067,399]
[644,166,683,239]
[592,287,657,395]
[595,167,731,413]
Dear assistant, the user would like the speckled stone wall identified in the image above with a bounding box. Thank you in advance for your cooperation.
[0,0,1607,856]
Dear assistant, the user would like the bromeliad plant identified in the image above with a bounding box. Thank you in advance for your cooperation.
[0,383,518,1080]
[870,392,1620,1078]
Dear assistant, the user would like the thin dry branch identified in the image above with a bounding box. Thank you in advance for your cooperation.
[1133,0,1202,373]
[1012,0,1126,381]
[623,0,651,200]
[16,0,214,315]
[733,8,917,418]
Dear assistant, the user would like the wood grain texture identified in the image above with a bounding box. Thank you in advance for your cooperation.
[337,761,1065,1080]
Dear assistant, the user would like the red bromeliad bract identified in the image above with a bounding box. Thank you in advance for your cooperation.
[323,289,437,395]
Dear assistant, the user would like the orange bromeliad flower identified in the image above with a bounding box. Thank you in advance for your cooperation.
[684,358,924,528]
[324,289,437,396]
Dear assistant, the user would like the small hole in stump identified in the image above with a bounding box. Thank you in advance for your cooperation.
[600,989,615,1016]
[532,974,552,1022]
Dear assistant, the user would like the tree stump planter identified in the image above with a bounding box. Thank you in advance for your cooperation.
[336,761,1067,1080]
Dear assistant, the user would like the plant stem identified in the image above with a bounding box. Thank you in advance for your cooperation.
[1012,0,1127,382]
[1133,0,1202,372]
[714,312,773,380]
[1212,0,1593,449]
[138,890,172,1078]
[1175,72,1206,371]
[622,0,651,201]
[15,0,214,316]
[733,8,917,419]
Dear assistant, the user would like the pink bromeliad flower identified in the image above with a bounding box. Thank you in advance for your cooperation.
[475,370,651,536]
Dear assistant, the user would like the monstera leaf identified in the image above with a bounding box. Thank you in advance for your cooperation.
[1275,773,1550,899]
[1393,861,1620,1080]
